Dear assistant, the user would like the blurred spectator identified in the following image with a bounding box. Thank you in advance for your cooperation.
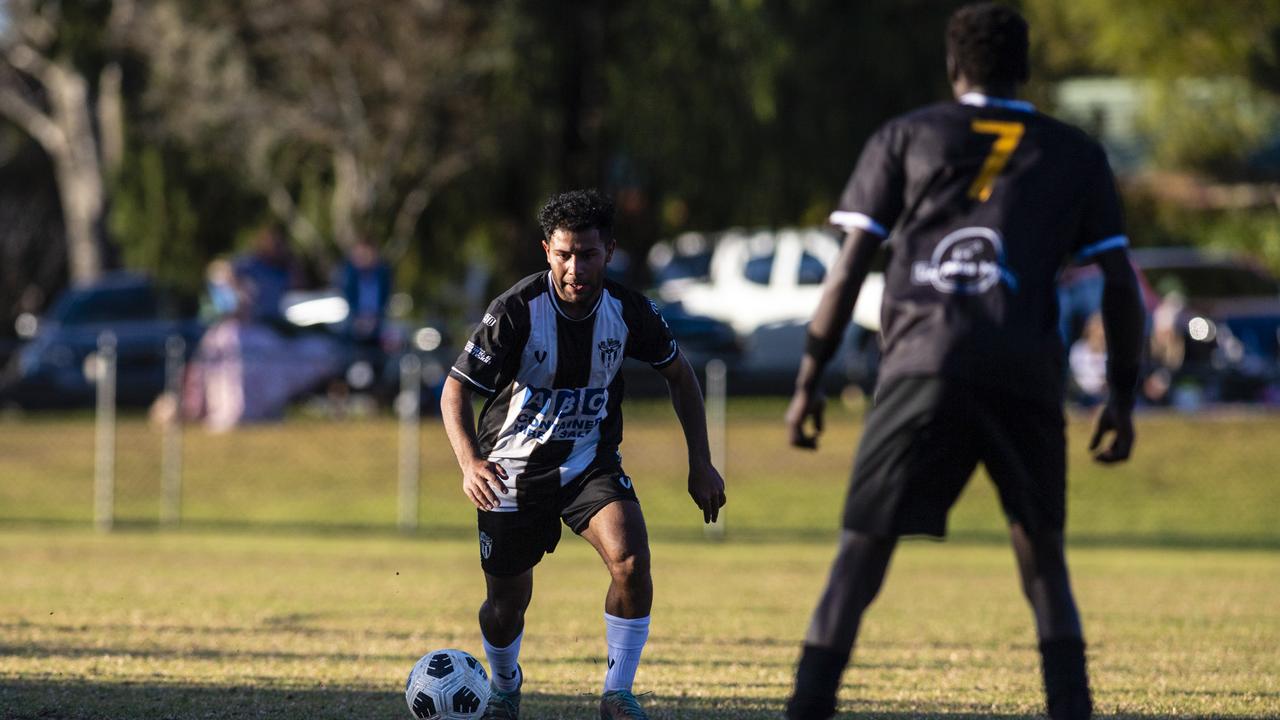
[337,236,391,346]
[1068,312,1108,406]
[1057,263,1104,345]
[1149,280,1187,374]
[202,258,239,320]
[233,225,302,326]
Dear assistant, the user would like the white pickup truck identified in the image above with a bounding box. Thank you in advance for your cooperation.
[649,227,883,392]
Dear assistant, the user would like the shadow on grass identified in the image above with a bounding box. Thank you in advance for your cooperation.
[0,680,1263,720]
[4,516,1280,552]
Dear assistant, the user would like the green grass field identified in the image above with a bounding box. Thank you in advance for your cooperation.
[2,400,1278,719]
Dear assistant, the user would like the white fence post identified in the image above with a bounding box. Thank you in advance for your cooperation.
[397,354,423,531]
[161,335,186,527]
[704,358,727,540]
[93,331,117,533]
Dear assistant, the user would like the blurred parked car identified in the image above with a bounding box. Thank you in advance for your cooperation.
[652,227,882,336]
[1130,247,1280,404]
[1,273,204,409]
[620,300,741,396]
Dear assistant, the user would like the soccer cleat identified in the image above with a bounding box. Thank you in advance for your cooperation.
[599,689,649,719]
[483,664,522,720]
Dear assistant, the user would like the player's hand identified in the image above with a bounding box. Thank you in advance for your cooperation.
[688,460,726,524]
[462,458,509,511]
[786,387,826,450]
[1089,399,1135,464]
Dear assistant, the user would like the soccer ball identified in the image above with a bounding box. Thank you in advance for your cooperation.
[405,648,491,720]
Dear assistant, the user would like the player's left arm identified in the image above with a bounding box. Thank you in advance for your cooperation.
[1076,146,1145,464]
[1090,248,1144,463]
[656,352,727,523]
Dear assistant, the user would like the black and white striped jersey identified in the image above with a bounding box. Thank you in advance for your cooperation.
[449,271,679,511]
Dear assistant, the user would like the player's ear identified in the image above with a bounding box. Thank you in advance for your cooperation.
[541,240,550,256]
[605,238,615,263]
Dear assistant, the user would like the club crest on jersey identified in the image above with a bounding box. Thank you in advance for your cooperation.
[479,531,493,559]
[911,226,1018,295]
[598,338,622,367]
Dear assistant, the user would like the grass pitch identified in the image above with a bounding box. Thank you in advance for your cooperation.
[1,400,1278,719]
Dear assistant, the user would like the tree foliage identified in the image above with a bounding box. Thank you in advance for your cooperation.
[1025,0,1280,176]
[4,0,1279,325]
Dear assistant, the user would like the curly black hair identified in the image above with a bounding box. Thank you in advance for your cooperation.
[537,189,615,241]
[946,3,1029,87]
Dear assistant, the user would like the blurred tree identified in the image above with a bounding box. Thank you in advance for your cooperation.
[127,0,500,269]
[0,0,134,285]
[1024,0,1280,178]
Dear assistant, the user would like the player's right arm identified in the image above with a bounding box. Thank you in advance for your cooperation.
[790,122,902,449]
[787,229,882,449]
[440,377,509,511]
[441,296,522,509]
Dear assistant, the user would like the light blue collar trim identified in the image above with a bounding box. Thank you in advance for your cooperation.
[959,92,1036,114]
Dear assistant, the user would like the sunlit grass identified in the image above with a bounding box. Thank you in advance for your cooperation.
[1,402,1278,718]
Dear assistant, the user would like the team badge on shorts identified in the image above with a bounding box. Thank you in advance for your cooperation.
[618,474,633,490]
[479,531,494,559]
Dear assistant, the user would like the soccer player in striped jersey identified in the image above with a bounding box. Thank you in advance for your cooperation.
[783,4,1146,719]
[442,189,726,720]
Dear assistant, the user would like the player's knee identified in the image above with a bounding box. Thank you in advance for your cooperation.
[606,548,651,586]
[482,595,527,628]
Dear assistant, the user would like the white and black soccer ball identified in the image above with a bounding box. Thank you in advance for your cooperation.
[405,648,491,720]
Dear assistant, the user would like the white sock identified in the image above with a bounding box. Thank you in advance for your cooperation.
[482,632,522,692]
[603,613,650,693]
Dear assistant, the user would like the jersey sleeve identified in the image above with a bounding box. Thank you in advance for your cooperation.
[828,122,906,239]
[625,295,680,369]
[1072,146,1128,261]
[449,297,520,397]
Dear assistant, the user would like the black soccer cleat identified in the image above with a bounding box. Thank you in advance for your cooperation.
[482,664,522,720]
[599,689,649,719]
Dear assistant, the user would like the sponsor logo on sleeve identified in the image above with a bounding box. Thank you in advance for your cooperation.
[647,299,671,329]
[482,313,497,327]
[465,341,493,365]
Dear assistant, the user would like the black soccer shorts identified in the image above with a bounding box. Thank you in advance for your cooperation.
[476,459,639,577]
[842,375,1067,538]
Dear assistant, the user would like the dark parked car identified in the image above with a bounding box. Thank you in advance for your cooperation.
[1,273,205,409]
[620,300,741,396]
[827,246,1280,404]
[1130,247,1280,403]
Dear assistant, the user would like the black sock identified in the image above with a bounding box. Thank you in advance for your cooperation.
[786,644,849,720]
[1040,637,1092,720]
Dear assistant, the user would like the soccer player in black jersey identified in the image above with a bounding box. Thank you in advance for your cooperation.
[784,4,1145,720]
[441,189,726,720]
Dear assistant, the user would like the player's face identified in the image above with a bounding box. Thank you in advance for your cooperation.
[543,227,614,310]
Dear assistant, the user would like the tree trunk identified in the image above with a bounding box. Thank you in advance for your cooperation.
[46,63,105,285]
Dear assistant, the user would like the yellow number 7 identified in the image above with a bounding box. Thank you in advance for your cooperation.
[967,120,1024,202]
